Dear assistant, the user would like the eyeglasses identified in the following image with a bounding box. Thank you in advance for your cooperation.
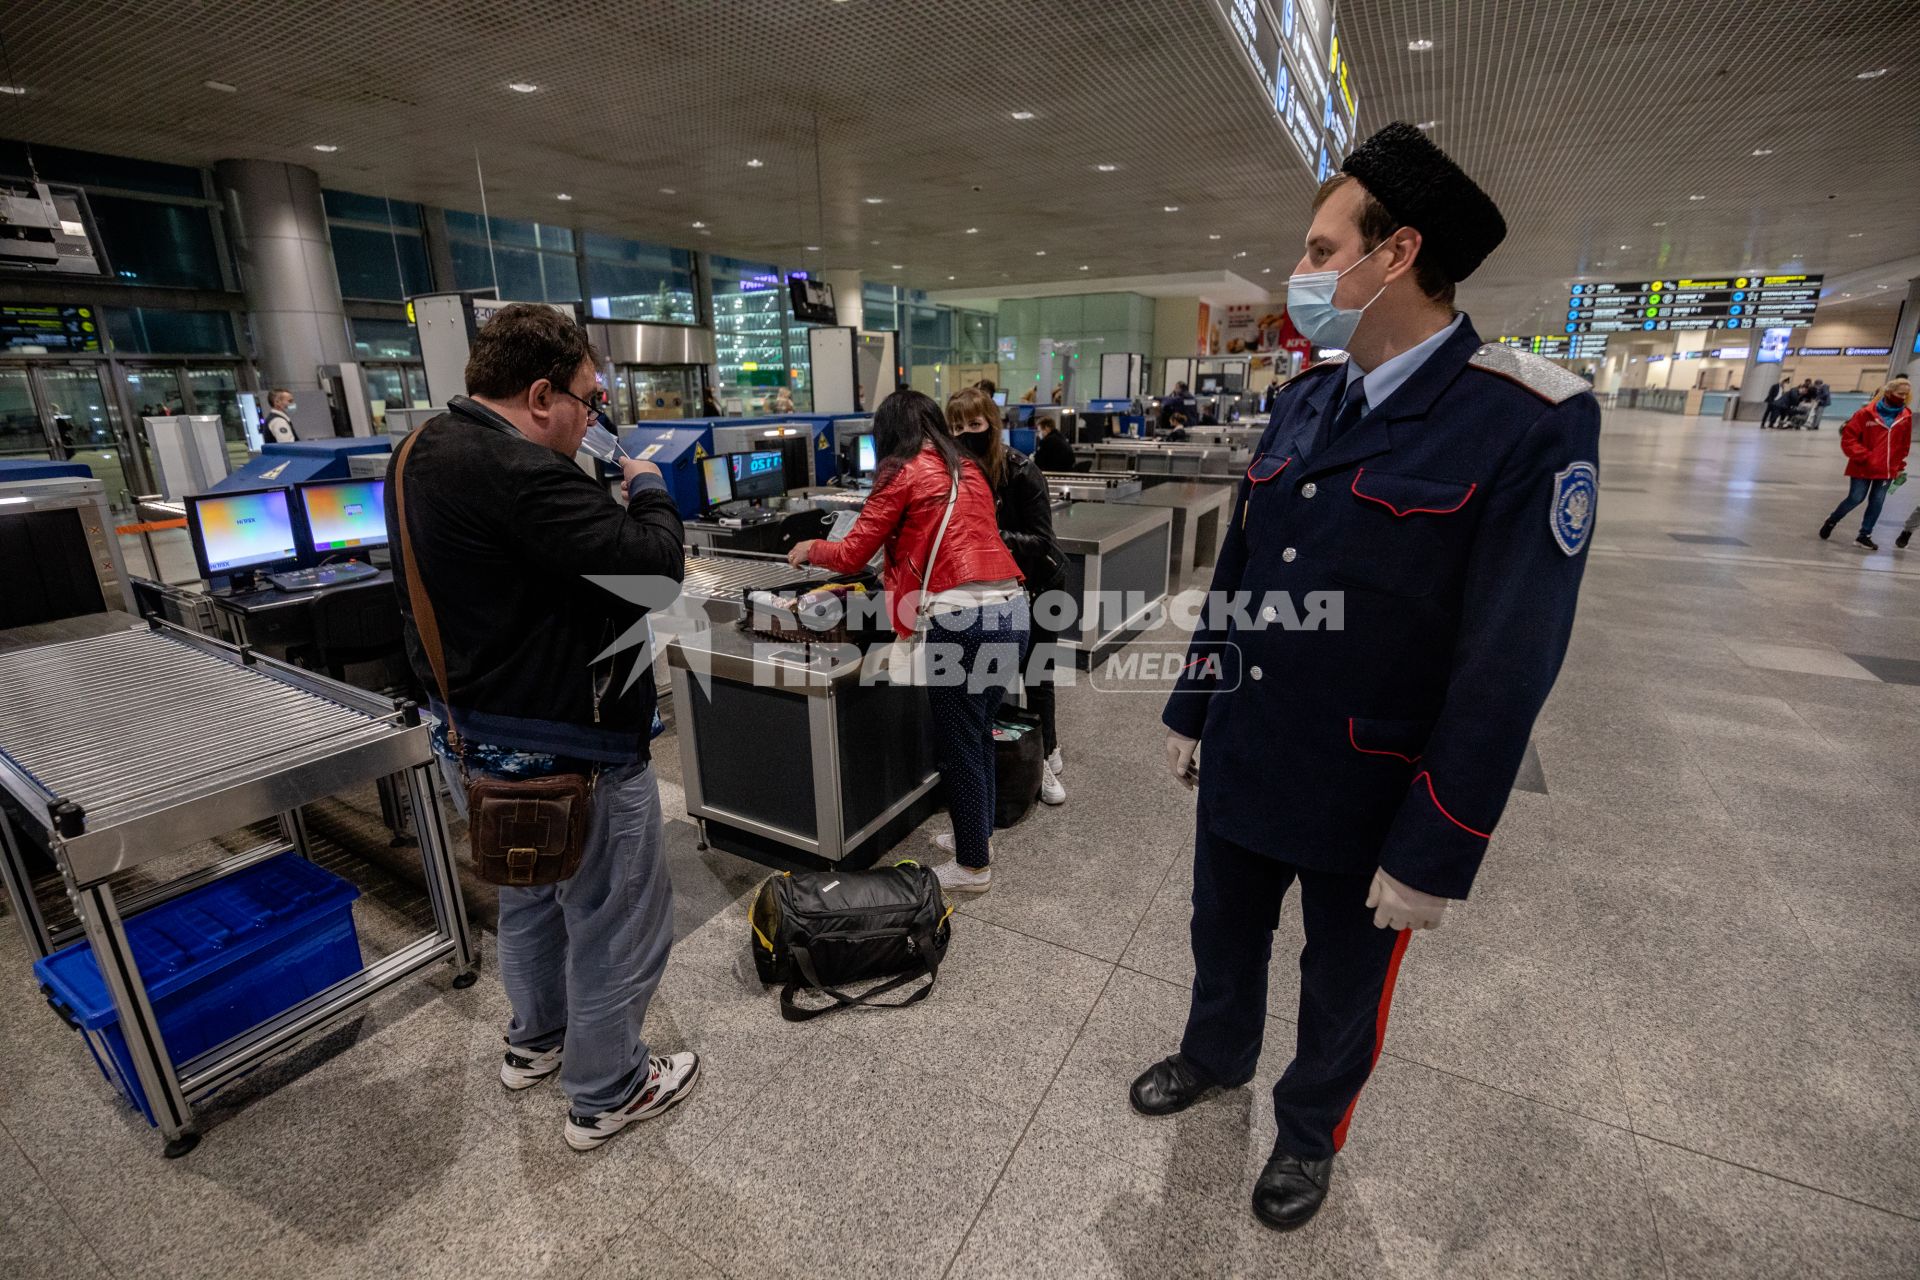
[555,385,609,416]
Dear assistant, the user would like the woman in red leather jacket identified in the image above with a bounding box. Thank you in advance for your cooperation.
[789,390,1028,893]
[1820,375,1910,551]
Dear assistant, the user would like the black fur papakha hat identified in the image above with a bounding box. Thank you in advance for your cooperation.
[1340,121,1507,283]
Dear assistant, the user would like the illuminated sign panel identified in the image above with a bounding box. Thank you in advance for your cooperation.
[1212,0,1352,176]
[1566,275,1822,332]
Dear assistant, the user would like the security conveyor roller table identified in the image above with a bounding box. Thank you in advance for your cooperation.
[0,622,475,1156]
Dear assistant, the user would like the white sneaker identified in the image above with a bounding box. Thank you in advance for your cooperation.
[1046,748,1064,775]
[934,859,992,894]
[1039,762,1067,806]
[932,830,995,859]
[500,1038,563,1091]
[564,1051,700,1151]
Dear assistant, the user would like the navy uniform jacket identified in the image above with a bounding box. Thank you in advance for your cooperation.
[1162,318,1599,899]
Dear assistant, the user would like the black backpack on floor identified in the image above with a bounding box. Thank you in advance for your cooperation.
[749,862,953,1021]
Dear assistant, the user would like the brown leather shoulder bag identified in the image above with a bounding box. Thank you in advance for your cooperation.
[392,426,592,887]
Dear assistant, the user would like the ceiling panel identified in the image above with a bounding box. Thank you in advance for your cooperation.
[0,0,1915,333]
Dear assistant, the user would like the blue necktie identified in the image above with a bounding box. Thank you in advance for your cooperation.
[1320,379,1366,455]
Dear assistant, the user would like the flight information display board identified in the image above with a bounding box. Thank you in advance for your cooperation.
[1497,335,1572,358]
[1565,275,1821,333]
[1214,0,1353,180]
[0,303,101,353]
[1570,334,1610,359]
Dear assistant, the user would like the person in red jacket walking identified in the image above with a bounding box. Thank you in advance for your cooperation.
[790,390,1029,893]
[1820,376,1911,551]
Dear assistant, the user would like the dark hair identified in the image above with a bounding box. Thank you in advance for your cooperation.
[872,389,966,491]
[464,303,599,400]
[976,378,998,396]
[1313,173,1456,306]
[945,386,1007,488]
[269,387,292,406]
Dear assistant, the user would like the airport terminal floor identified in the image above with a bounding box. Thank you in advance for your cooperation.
[4,404,1918,1279]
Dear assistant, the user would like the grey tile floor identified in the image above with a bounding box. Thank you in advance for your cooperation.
[4,407,1920,1278]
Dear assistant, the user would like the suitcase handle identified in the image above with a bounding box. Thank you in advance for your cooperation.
[39,983,80,1030]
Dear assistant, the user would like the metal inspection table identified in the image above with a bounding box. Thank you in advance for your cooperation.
[662,555,939,871]
[1043,470,1143,502]
[0,622,475,1156]
[1089,438,1250,481]
[1051,502,1173,668]
[1118,481,1234,579]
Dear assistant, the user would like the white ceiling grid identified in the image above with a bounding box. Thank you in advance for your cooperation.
[1,0,1916,333]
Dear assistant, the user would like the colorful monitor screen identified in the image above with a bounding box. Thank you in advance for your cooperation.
[730,449,786,500]
[700,454,734,507]
[298,479,388,552]
[856,434,877,474]
[189,489,299,574]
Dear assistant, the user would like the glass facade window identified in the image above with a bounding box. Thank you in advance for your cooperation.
[350,318,421,360]
[955,309,996,363]
[105,308,236,355]
[445,210,580,303]
[0,140,203,198]
[329,223,432,300]
[863,283,900,334]
[712,256,794,411]
[85,193,224,289]
[583,232,696,323]
[323,189,422,228]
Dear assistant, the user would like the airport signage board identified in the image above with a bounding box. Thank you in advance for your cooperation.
[1843,346,1891,357]
[1570,334,1609,359]
[1497,334,1607,359]
[0,303,101,352]
[1794,346,1841,356]
[1566,274,1821,332]
[1215,0,1351,178]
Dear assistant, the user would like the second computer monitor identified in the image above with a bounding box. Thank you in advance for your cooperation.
[185,487,302,579]
[856,433,877,475]
[730,450,785,501]
[297,478,388,554]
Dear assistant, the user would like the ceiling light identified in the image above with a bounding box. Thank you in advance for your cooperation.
[746,158,764,168]
[1010,110,1037,120]
[1848,231,1864,237]
[555,193,573,201]
[690,220,706,228]
[1751,148,1774,156]
[1262,268,1272,274]
[869,239,880,245]
[1234,251,1248,258]
[0,85,27,96]
[891,263,903,269]
[1208,233,1222,240]
[698,229,710,236]
[864,197,884,204]
[1035,250,1047,256]
[202,80,236,93]
[1856,68,1889,79]
[1688,194,1706,201]
[312,144,339,153]
[1078,265,1089,271]
[947,275,956,281]
[507,82,539,93]
[659,186,677,194]
[965,227,980,234]
[1094,163,1118,172]
[1407,38,1434,52]
[1619,244,1630,250]
[1163,205,1180,213]
[1842,292,1852,297]
[1414,120,1437,130]
[805,244,821,251]
[1878,283,1890,289]
[1652,221,1668,226]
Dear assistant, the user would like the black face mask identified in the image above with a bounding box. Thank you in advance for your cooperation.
[958,431,993,457]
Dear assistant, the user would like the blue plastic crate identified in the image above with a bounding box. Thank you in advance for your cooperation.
[34,853,362,1125]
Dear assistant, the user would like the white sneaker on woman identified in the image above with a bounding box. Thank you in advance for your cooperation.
[1039,763,1067,806]
[934,859,992,893]
[1046,748,1065,775]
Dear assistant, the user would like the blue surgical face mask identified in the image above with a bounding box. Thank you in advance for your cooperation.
[1285,241,1389,350]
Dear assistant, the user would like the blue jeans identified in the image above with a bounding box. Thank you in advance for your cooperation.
[438,755,675,1114]
[923,595,1032,868]
[1827,478,1890,536]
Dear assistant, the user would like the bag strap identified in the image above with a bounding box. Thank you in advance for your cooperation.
[777,927,942,1022]
[909,470,961,634]
[392,426,470,782]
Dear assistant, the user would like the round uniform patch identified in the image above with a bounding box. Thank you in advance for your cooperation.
[1550,461,1598,556]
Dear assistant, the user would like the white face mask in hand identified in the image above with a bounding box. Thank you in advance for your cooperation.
[1285,241,1389,350]
[579,421,624,463]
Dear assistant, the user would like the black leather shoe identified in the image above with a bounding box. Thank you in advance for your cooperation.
[1819,520,1836,540]
[1128,1054,1216,1116]
[1252,1149,1334,1231]
[1897,530,1912,549]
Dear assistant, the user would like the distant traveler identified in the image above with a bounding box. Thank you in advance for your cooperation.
[1160,381,1197,431]
[976,378,999,398]
[263,389,297,443]
[385,303,698,1151]
[1812,379,1832,429]
[1777,381,1806,429]
[790,390,1029,893]
[1032,414,1078,472]
[1761,377,1788,429]
[948,385,1069,805]
[764,385,795,414]
[1140,122,1599,1234]
[701,385,722,417]
[1260,379,1282,413]
[1050,386,1064,406]
[1820,375,1911,551]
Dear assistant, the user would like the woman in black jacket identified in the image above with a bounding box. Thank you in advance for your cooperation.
[947,386,1069,804]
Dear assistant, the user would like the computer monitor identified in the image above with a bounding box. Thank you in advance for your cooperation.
[992,391,1008,407]
[1196,375,1225,394]
[297,478,388,556]
[185,487,301,579]
[856,434,877,475]
[731,450,786,501]
[700,454,734,509]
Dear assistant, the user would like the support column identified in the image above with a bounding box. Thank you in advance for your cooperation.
[821,270,863,330]
[1889,276,1920,381]
[214,160,351,394]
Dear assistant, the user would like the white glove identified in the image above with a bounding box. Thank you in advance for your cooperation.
[1366,868,1448,930]
[1166,731,1199,789]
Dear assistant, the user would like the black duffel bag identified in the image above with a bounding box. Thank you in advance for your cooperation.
[749,861,953,1022]
[993,706,1045,828]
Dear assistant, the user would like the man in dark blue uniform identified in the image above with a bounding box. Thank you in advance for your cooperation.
[1132,122,1600,1232]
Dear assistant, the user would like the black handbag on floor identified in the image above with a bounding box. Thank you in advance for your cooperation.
[992,706,1045,828]
[749,862,953,1022]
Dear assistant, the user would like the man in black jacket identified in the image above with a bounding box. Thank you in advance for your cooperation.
[386,303,699,1151]
[1032,415,1078,472]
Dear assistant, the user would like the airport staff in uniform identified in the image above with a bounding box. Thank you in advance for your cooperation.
[1134,122,1600,1233]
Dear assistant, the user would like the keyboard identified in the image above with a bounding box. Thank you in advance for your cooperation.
[266,562,380,591]
[717,506,779,527]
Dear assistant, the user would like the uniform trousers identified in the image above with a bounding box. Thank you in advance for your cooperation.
[1179,812,1411,1160]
